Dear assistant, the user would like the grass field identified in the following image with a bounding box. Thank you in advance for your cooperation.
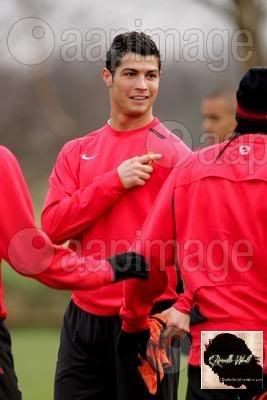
[11,329,188,400]
[11,329,60,400]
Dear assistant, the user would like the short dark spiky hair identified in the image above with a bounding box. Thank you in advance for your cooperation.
[106,31,161,73]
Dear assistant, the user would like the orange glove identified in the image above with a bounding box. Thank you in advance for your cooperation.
[137,314,172,395]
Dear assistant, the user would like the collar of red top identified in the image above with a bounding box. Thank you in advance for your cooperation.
[107,117,159,137]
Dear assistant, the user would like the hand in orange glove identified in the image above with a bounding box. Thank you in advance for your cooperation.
[137,314,173,395]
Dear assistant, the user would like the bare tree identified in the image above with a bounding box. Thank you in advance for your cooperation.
[193,0,267,67]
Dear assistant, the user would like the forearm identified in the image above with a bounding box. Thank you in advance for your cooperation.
[120,255,169,332]
[34,250,114,290]
[6,227,114,290]
[120,170,178,332]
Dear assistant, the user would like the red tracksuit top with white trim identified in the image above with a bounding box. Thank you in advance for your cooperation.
[120,133,267,372]
[41,118,191,316]
[0,146,115,319]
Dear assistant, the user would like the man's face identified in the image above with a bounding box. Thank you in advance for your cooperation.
[201,97,237,144]
[104,52,160,119]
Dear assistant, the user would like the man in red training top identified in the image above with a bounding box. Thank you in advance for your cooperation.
[0,146,148,400]
[41,31,191,400]
[120,67,267,400]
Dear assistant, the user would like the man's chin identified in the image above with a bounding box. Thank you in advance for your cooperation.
[126,106,150,117]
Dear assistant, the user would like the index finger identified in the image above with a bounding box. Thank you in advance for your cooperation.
[138,153,162,164]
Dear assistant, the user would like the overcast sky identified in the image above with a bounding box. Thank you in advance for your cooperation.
[1,0,239,69]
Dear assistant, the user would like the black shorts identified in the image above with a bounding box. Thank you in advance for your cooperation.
[54,300,180,400]
[0,320,22,400]
[186,365,267,400]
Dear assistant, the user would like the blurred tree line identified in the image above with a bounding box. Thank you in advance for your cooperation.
[193,0,267,66]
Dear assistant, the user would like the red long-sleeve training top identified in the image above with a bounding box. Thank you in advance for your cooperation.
[120,134,267,372]
[0,146,115,319]
[41,118,191,316]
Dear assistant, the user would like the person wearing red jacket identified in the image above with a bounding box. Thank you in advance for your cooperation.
[119,67,267,400]
[0,145,148,400]
[41,31,191,400]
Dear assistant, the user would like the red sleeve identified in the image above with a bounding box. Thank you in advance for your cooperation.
[120,169,179,332]
[173,290,193,314]
[41,141,126,243]
[0,146,114,290]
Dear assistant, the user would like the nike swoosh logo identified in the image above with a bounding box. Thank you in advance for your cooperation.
[81,154,98,160]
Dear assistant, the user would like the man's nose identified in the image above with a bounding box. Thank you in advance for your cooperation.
[203,119,212,133]
[135,75,148,90]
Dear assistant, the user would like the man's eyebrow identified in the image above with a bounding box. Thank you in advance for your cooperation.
[121,68,137,72]
[121,68,159,73]
[146,69,159,73]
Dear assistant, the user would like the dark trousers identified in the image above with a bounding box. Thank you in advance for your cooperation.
[186,365,267,400]
[54,300,180,400]
[0,320,22,400]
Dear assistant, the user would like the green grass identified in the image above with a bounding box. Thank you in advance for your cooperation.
[11,329,60,400]
[11,329,188,400]
[178,354,188,399]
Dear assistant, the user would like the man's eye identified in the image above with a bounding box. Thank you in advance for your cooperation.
[125,72,135,77]
[210,116,220,121]
[147,74,157,79]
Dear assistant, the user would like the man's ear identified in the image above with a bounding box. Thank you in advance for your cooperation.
[102,68,113,88]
